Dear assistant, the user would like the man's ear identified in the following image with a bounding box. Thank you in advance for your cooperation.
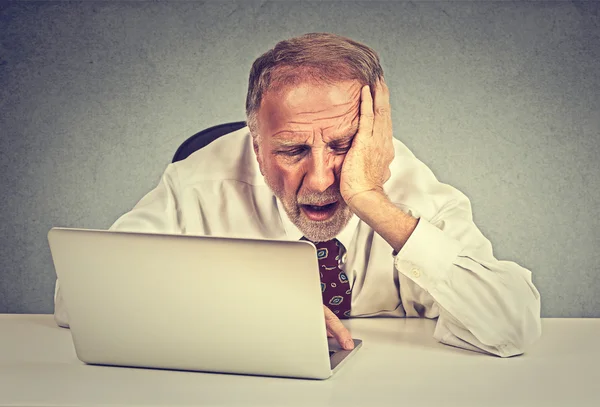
[252,135,265,176]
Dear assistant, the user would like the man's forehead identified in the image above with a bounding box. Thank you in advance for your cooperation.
[258,79,362,141]
[270,123,358,142]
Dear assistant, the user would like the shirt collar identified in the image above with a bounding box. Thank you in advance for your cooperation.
[276,197,360,250]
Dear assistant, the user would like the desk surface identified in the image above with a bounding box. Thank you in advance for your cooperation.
[0,315,598,407]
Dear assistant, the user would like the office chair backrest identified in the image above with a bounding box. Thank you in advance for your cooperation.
[172,121,247,163]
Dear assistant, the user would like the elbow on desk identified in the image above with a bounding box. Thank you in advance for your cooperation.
[492,273,543,357]
[436,295,542,358]
[488,302,543,358]
[512,304,543,356]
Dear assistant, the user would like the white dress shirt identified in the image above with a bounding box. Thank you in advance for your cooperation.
[54,126,541,357]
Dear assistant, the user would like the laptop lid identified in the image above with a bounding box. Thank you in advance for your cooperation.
[48,227,360,379]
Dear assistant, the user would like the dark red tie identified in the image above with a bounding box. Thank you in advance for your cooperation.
[313,239,352,318]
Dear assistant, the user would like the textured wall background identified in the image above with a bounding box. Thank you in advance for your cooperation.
[1,0,598,316]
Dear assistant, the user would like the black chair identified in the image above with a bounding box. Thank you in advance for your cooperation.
[172,121,247,163]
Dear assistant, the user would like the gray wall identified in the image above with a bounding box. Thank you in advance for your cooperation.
[1,1,598,317]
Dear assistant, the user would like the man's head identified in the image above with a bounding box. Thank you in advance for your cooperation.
[246,33,384,242]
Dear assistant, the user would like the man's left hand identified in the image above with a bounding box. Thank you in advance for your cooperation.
[340,80,394,207]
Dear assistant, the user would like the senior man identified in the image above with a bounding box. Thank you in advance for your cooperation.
[54,33,541,357]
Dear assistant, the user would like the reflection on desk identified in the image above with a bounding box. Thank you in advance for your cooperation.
[0,315,598,407]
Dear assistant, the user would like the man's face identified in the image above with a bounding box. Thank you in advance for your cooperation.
[254,80,362,242]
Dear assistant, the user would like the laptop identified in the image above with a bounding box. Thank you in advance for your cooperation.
[47,227,362,380]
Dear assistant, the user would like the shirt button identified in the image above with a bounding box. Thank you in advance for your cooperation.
[411,268,421,278]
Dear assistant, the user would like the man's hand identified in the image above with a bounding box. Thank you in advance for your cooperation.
[324,305,354,350]
[339,79,418,253]
[340,80,394,207]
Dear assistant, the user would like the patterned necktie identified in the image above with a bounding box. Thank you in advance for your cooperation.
[313,239,352,318]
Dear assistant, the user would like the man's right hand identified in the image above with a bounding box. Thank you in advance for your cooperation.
[324,305,355,350]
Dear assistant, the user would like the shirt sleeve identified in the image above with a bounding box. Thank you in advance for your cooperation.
[393,195,542,357]
[53,164,184,328]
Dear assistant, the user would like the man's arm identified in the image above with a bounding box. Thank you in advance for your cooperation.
[340,81,541,356]
[352,185,541,357]
[347,189,418,251]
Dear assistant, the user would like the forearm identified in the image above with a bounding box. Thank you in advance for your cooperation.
[347,190,418,252]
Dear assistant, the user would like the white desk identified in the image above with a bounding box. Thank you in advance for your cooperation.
[0,315,597,407]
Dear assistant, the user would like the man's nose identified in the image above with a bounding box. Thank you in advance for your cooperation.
[304,153,336,193]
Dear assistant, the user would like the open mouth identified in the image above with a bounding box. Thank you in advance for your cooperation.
[300,201,339,221]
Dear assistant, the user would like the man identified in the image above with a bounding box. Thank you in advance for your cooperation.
[54,33,541,357]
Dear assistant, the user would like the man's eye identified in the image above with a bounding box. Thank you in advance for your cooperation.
[280,147,307,157]
[331,144,352,154]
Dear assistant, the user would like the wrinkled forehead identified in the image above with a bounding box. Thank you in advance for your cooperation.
[257,79,363,140]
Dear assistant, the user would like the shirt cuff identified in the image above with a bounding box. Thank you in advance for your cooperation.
[53,280,70,328]
[393,218,462,292]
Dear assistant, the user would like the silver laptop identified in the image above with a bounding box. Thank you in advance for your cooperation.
[48,227,362,380]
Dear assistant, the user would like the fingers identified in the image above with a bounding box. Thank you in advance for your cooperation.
[359,80,391,138]
[372,79,391,142]
[374,80,394,173]
[358,85,374,137]
[373,79,390,116]
[323,305,354,350]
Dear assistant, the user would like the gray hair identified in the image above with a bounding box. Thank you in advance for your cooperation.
[245,33,384,137]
